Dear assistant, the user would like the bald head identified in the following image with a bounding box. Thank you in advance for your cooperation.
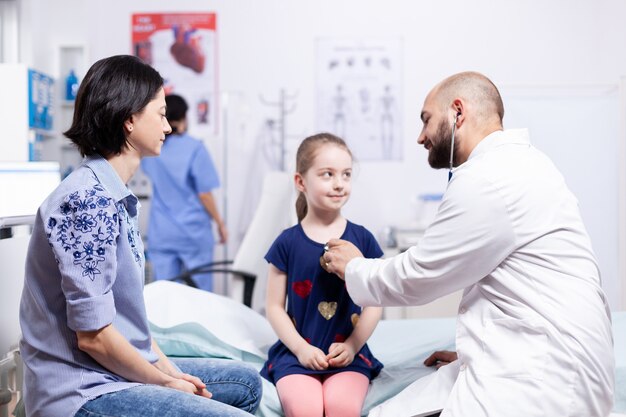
[433,71,504,126]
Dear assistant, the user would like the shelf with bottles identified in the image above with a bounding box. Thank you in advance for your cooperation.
[58,45,86,103]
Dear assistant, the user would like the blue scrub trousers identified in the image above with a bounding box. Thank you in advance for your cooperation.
[74,358,262,417]
[149,247,215,292]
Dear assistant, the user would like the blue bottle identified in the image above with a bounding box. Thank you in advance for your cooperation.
[65,70,79,101]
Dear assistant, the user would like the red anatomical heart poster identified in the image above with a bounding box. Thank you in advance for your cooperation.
[132,13,218,134]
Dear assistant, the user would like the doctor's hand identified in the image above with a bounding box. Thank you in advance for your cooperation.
[423,350,458,369]
[322,239,364,280]
[295,344,329,371]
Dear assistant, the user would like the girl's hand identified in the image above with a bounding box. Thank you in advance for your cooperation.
[296,344,329,370]
[326,342,356,368]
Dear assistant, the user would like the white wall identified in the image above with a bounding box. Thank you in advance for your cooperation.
[19,0,626,309]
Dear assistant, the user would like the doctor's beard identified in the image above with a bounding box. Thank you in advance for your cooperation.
[428,119,457,169]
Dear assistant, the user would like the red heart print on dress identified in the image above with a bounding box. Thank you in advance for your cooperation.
[293,279,313,298]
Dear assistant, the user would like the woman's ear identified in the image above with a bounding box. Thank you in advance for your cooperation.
[124,116,135,134]
[294,173,305,192]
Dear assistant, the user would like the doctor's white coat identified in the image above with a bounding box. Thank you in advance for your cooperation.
[347,129,614,416]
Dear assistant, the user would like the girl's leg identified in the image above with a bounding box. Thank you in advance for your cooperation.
[172,358,262,414]
[275,374,324,417]
[322,371,370,417]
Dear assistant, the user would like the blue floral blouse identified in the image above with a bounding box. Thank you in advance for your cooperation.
[19,156,157,417]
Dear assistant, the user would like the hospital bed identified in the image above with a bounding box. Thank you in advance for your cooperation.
[145,281,626,417]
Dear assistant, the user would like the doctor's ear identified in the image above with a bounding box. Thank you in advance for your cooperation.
[451,99,464,123]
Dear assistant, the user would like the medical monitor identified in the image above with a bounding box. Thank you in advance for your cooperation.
[0,161,61,227]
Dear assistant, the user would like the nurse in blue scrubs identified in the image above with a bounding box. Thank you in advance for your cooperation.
[141,94,227,291]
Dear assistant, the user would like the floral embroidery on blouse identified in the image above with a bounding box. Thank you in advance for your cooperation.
[47,186,120,281]
[117,201,143,265]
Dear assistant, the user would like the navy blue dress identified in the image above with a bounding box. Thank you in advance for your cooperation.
[260,221,384,384]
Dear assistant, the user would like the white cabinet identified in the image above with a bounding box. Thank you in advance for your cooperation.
[37,45,87,175]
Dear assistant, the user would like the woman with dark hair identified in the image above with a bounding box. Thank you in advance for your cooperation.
[19,55,261,417]
[141,93,227,292]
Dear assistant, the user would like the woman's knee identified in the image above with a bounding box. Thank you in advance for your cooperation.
[212,362,262,413]
[173,358,262,413]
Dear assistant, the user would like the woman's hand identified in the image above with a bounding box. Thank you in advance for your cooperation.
[296,344,329,370]
[326,342,356,368]
[152,340,212,398]
[180,373,213,398]
[164,377,212,398]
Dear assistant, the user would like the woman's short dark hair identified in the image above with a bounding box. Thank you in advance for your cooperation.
[64,55,164,157]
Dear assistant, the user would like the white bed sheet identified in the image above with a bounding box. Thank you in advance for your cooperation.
[145,281,626,416]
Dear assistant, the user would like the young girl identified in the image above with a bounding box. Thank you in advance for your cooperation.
[261,133,384,417]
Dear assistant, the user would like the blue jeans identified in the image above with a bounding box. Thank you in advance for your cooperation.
[74,358,262,417]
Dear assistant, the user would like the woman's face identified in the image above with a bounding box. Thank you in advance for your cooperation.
[125,87,171,157]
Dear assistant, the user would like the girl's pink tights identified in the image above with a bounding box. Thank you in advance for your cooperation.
[275,371,370,417]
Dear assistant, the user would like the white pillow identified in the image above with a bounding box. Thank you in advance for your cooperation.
[144,281,276,358]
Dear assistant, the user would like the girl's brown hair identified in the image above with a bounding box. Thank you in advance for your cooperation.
[295,132,352,222]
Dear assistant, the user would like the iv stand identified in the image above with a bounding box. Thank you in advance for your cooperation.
[259,89,298,171]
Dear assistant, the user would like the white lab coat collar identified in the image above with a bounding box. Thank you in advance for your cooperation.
[450,128,530,177]
[468,128,530,160]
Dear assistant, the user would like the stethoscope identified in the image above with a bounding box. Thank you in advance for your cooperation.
[448,112,461,181]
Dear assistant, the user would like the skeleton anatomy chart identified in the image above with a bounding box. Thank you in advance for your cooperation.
[316,38,402,161]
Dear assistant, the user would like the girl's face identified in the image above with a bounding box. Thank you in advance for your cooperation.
[125,87,171,157]
[296,144,353,215]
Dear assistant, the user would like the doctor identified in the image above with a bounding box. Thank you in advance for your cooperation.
[323,72,614,416]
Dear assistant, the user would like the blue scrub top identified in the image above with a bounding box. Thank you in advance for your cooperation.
[141,133,220,251]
